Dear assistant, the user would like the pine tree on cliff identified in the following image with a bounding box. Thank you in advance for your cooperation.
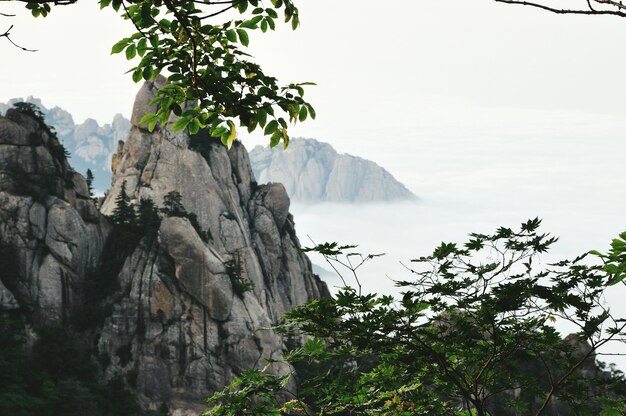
[86,169,95,198]
[137,197,161,231]
[161,191,186,217]
[111,181,136,227]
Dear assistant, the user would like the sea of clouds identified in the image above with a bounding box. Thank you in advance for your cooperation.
[271,104,626,369]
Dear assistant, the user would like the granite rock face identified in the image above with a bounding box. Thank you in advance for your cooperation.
[0,97,131,193]
[0,81,328,414]
[96,80,328,412]
[0,108,110,327]
[249,137,417,203]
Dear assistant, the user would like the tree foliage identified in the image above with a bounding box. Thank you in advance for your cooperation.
[111,180,136,227]
[7,0,315,149]
[204,220,626,416]
[86,169,95,198]
[0,317,139,416]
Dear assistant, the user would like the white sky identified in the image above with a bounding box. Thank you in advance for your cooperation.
[3,0,626,366]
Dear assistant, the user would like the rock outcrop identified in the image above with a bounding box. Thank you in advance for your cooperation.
[0,97,131,193]
[97,80,328,412]
[249,137,417,203]
[0,107,109,327]
[0,81,328,414]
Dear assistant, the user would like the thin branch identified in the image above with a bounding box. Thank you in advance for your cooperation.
[199,2,240,20]
[0,0,77,4]
[0,24,36,51]
[494,0,626,17]
[121,0,149,39]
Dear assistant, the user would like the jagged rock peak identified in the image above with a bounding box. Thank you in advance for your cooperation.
[249,137,417,203]
[96,79,329,412]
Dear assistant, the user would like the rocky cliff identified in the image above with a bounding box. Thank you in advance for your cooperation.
[0,97,130,193]
[249,137,417,203]
[0,82,328,415]
[0,106,109,326]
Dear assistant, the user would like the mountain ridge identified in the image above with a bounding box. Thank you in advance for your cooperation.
[2,98,416,203]
[249,137,417,203]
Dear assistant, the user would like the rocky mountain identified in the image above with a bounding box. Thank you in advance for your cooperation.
[0,97,130,193]
[0,80,328,415]
[249,137,417,203]
[1,99,415,203]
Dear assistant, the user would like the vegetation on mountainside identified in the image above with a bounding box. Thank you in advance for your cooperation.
[0,316,142,416]
[204,220,626,416]
[109,185,212,242]
[11,102,71,162]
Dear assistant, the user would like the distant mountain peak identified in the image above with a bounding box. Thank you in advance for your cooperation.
[249,137,417,203]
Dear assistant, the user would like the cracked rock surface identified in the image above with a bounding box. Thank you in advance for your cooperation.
[0,80,329,414]
[0,108,109,327]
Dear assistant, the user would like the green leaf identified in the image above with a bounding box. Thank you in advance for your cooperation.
[143,66,154,80]
[257,109,267,127]
[236,1,248,13]
[225,120,237,149]
[139,113,157,126]
[137,38,148,56]
[236,29,249,47]
[270,130,281,148]
[148,118,158,132]
[298,105,307,122]
[264,119,278,135]
[188,118,202,135]
[111,38,129,54]
[172,116,191,132]
[306,103,316,119]
[211,126,228,137]
[125,44,137,60]
[225,29,237,43]
[239,20,258,29]
[132,69,143,83]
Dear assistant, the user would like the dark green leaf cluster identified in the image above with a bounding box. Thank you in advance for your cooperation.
[12,101,45,122]
[111,181,136,227]
[205,367,290,415]
[160,190,212,242]
[86,169,95,199]
[205,220,626,416]
[11,102,71,161]
[25,1,53,18]
[109,187,211,242]
[224,254,254,298]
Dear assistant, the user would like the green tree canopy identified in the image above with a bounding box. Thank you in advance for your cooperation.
[4,0,315,149]
[204,220,626,416]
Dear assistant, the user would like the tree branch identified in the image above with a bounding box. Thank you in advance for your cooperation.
[0,24,36,51]
[494,0,626,17]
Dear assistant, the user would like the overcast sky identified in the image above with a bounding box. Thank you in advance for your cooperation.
[3,1,626,124]
[3,0,626,365]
